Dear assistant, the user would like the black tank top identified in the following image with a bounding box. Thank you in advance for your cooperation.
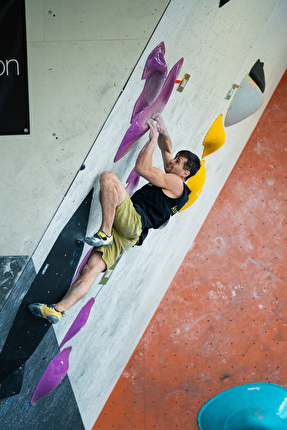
[131,182,190,243]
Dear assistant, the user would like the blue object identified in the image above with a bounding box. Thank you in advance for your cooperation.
[198,383,287,430]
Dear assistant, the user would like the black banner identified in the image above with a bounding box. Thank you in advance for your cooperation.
[0,0,29,135]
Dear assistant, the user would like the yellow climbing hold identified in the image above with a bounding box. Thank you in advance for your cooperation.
[202,114,225,158]
[180,159,206,212]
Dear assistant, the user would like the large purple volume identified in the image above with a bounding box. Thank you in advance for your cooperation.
[131,41,167,123]
[30,347,72,405]
[114,55,184,162]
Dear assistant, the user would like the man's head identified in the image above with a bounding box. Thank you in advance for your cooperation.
[177,150,201,180]
[165,150,200,181]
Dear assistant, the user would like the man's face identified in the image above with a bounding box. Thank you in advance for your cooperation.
[165,155,189,178]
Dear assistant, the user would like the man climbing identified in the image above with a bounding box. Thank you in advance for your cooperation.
[28,113,200,323]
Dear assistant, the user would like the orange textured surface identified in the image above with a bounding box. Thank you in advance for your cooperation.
[94,70,287,430]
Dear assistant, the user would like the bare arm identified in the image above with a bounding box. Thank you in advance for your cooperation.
[135,119,183,198]
[151,113,173,170]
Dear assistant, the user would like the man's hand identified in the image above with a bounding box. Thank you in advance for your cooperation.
[135,114,183,199]
[150,113,173,170]
[151,113,168,135]
[146,118,159,140]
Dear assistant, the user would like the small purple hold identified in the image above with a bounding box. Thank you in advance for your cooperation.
[59,297,95,349]
[125,168,140,197]
[30,346,72,405]
[71,248,93,285]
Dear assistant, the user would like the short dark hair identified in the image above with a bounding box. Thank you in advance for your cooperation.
[176,150,201,181]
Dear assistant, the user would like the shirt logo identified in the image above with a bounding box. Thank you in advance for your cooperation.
[171,206,178,214]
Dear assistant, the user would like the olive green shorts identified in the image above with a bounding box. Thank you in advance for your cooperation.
[91,192,142,270]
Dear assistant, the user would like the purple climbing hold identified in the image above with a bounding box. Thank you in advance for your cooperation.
[30,346,72,405]
[131,41,167,124]
[71,248,93,285]
[59,297,95,349]
[114,57,184,162]
[125,168,140,197]
[114,119,147,162]
[142,57,183,118]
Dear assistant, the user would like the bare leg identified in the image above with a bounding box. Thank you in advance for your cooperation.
[54,251,106,312]
[54,172,126,312]
[99,171,127,236]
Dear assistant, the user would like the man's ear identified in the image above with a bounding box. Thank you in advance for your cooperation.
[183,170,190,178]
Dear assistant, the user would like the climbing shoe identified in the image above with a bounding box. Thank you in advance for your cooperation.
[28,303,63,324]
[85,229,113,247]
